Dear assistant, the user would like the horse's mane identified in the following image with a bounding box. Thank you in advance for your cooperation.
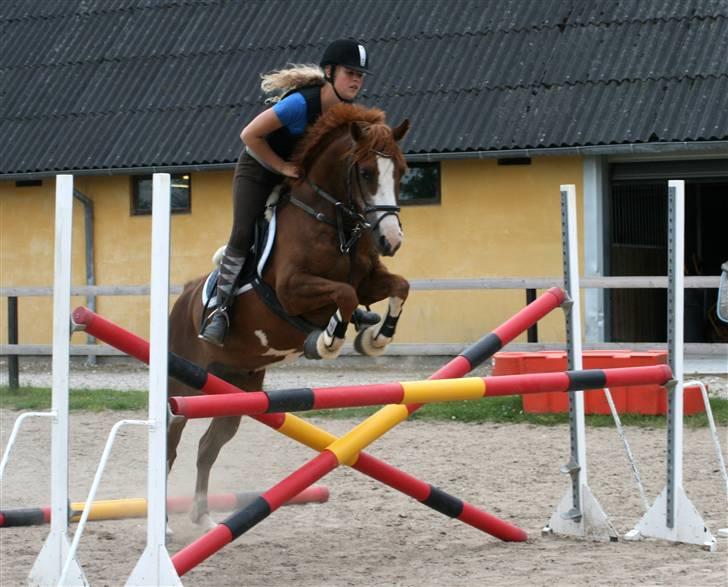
[292,103,406,174]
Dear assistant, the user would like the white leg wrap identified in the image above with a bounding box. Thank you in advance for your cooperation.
[316,310,347,359]
[316,332,345,359]
[355,297,404,357]
[355,326,388,357]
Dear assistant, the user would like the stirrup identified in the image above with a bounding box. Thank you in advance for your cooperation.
[198,307,230,347]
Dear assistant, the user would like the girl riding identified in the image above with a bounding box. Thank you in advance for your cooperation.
[199,39,371,346]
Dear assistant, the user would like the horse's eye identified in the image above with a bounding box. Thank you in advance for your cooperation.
[360,168,374,181]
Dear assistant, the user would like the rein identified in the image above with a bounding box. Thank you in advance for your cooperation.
[289,151,401,255]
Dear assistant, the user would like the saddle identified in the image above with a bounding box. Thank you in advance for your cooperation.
[202,198,380,334]
[202,201,279,308]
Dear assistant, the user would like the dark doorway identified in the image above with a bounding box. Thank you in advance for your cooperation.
[607,160,728,343]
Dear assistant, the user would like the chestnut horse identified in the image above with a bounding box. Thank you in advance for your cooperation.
[167,103,411,529]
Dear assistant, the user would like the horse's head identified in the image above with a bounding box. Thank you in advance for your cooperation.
[292,104,410,257]
[348,118,409,256]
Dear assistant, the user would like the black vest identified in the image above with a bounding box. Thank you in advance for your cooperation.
[266,85,323,161]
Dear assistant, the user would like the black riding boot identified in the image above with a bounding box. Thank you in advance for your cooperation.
[198,247,247,346]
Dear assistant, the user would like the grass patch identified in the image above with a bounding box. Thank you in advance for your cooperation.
[0,386,147,412]
[2,385,726,427]
[309,395,728,427]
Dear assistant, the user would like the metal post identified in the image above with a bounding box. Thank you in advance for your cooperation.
[666,181,684,527]
[626,180,716,550]
[544,184,615,541]
[7,296,19,389]
[29,175,88,586]
[73,189,97,366]
[126,173,181,585]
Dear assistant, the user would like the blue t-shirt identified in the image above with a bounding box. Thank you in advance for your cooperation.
[272,92,308,136]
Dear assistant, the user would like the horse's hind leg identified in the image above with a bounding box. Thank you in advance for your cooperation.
[190,415,242,529]
[167,414,188,475]
[165,414,188,536]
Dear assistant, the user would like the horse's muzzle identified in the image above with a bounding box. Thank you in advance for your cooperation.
[378,233,402,256]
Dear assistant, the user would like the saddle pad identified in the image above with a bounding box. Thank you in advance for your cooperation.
[202,208,278,309]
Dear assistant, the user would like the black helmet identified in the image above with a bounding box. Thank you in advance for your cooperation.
[320,39,371,75]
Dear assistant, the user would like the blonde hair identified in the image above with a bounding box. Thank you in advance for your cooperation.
[260,63,325,103]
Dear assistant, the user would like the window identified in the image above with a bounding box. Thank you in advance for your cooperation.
[131,174,191,214]
[398,162,440,205]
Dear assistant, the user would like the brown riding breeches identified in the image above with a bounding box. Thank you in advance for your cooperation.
[227,149,282,256]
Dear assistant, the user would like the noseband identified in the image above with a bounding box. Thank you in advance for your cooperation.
[289,150,401,255]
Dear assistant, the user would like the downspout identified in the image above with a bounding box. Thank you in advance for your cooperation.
[72,189,96,366]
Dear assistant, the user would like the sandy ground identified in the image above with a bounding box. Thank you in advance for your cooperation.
[1,358,727,586]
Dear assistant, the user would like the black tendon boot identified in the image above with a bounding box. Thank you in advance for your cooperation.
[198,248,247,346]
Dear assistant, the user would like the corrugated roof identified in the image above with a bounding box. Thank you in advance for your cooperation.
[1,0,727,175]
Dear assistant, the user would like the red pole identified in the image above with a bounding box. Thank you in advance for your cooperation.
[173,452,338,576]
[169,292,571,575]
[71,287,565,566]
[73,306,526,539]
[169,365,673,418]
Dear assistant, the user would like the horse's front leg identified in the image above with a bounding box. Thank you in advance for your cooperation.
[278,274,359,360]
[355,266,410,357]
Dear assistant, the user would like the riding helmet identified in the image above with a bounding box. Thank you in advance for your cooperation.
[320,39,371,75]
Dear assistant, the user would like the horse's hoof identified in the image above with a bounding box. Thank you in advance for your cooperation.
[199,514,218,531]
[304,330,323,359]
[352,308,381,331]
[354,327,388,357]
[191,513,218,531]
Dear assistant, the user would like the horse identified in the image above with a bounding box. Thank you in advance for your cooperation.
[166,103,411,529]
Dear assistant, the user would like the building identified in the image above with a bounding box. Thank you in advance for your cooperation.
[2,0,727,351]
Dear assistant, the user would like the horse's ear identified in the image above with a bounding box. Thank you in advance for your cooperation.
[392,119,410,142]
[350,121,367,143]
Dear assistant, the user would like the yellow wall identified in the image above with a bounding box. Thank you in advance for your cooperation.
[0,157,582,347]
[0,172,232,344]
[382,156,583,344]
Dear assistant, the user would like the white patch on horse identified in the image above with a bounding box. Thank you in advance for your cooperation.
[373,156,403,251]
[254,329,269,347]
[254,330,303,365]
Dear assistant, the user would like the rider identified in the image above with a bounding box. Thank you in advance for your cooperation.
[199,39,371,346]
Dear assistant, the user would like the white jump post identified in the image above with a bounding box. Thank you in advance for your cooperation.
[543,184,616,541]
[126,173,182,585]
[626,180,717,550]
[29,175,89,586]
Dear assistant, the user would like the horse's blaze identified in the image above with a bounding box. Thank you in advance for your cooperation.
[372,156,403,256]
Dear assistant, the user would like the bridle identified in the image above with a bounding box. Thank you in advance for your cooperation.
[289,150,401,255]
